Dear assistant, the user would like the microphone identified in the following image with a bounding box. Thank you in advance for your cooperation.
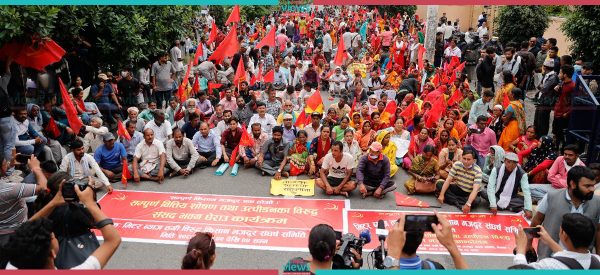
[359,229,371,244]
[376,219,388,241]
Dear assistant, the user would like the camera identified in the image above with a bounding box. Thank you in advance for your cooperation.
[332,233,368,269]
[62,178,89,202]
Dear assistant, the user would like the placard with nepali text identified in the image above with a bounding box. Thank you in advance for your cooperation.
[95,190,348,251]
[344,209,530,256]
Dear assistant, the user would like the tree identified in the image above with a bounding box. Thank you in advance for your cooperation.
[240,6,273,22]
[368,5,417,18]
[562,6,600,72]
[495,6,549,46]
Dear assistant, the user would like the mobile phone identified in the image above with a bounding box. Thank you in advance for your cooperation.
[523,227,541,238]
[404,215,439,232]
[62,178,89,202]
[334,230,342,240]
[15,154,31,164]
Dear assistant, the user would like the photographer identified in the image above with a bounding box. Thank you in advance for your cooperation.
[283,224,340,275]
[3,176,121,269]
[385,212,469,270]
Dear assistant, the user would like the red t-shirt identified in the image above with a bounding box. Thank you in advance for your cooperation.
[554,79,574,118]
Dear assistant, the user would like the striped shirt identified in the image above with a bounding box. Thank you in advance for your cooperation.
[448,162,482,193]
[0,183,36,235]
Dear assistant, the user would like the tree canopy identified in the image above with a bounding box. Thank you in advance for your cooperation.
[562,6,600,71]
[495,6,549,45]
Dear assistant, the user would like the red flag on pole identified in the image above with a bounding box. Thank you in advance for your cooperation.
[117,119,131,141]
[121,160,130,187]
[58,78,83,135]
[44,117,61,139]
[193,43,203,66]
[229,145,239,167]
[225,5,241,25]
[192,76,200,95]
[417,45,426,70]
[234,59,246,88]
[207,21,218,45]
[177,60,193,102]
[263,69,274,83]
[294,109,308,128]
[425,96,446,128]
[380,100,397,124]
[449,56,460,70]
[333,38,348,66]
[255,26,276,50]
[447,90,463,106]
[250,66,262,86]
[208,82,223,91]
[400,102,419,127]
[239,125,255,147]
[208,27,239,64]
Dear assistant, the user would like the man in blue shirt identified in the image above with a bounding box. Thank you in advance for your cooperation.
[94,133,127,182]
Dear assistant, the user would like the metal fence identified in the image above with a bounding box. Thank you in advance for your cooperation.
[566,75,600,165]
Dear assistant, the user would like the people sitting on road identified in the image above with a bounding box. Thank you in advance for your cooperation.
[405,145,439,194]
[94,133,128,183]
[436,149,482,213]
[166,129,200,178]
[357,142,397,199]
[132,128,167,184]
[315,141,356,197]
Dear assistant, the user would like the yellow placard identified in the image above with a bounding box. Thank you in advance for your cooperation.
[270,179,315,197]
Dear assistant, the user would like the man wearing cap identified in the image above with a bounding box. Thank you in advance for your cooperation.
[82,117,109,152]
[281,113,298,144]
[366,95,379,115]
[328,67,348,98]
[92,73,122,122]
[481,152,533,219]
[94,133,128,183]
[165,128,199,177]
[256,126,291,178]
[60,138,112,193]
[534,59,559,137]
[356,142,396,199]
[248,101,277,139]
[144,109,173,144]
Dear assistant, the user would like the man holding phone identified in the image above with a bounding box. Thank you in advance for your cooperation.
[437,150,482,213]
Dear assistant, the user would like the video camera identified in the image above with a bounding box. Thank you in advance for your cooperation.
[332,230,370,269]
[62,178,89,202]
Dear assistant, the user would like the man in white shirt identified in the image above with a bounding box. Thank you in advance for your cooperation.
[288,64,303,88]
[144,109,172,144]
[342,27,353,51]
[323,32,333,62]
[248,102,277,138]
[273,64,288,90]
[12,107,47,158]
[444,20,454,41]
[60,138,112,192]
[170,40,184,83]
[132,128,167,183]
[328,66,348,97]
[315,141,356,197]
[165,129,199,177]
[444,39,462,62]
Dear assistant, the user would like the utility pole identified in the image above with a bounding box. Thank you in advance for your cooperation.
[424,5,438,65]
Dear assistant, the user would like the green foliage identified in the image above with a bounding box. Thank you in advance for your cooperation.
[368,5,417,17]
[208,6,227,27]
[495,6,549,45]
[562,6,600,71]
[545,6,570,17]
[240,6,273,22]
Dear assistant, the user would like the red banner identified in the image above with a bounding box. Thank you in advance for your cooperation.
[96,190,347,251]
[345,209,530,256]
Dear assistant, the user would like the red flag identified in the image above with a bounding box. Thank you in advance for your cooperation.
[394,192,430,208]
[208,27,239,64]
[3,39,66,71]
[380,100,397,124]
[229,145,239,167]
[121,160,131,187]
[239,125,255,147]
[502,92,510,109]
[255,25,276,50]
[385,57,393,71]
[305,89,324,114]
[455,61,466,74]
[208,82,223,91]
[295,109,308,128]
[400,102,419,127]
[58,78,83,134]
[234,59,246,88]
[333,38,348,66]
[193,43,203,66]
[263,69,274,83]
[449,56,460,70]
[425,96,446,128]
[225,5,241,25]
[349,97,357,116]
[417,45,426,69]
[177,60,193,102]
[44,117,61,138]
[207,21,218,45]
[192,76,200,94]
[117,119,131,141]
[447,90,463,106]
[250,66,262,86]
[448,70,457,84]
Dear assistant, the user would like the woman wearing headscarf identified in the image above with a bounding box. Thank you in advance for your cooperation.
[498,107,521,152]
[505,87,527,136]
[438,137,463,180]
[309,125,334,176]
[488,104,505,141]
[403,128,435,170]
[349,112,363,129]
[376,130,399,176]
[482,145,505,183]
[287,130,310,176]
[354,120,376,153]
[523,136,557,184]
[404,144,438,194]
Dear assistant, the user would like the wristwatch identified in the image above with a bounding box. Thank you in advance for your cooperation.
[383,256,400,268]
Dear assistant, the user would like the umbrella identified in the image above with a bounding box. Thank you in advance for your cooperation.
[0,39,66,71]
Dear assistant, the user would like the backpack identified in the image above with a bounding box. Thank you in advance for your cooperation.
[511,55,528,84]
[553,256,600,270]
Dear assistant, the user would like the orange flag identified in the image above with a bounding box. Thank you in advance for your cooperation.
[229,145,239,167]
[502,92,510,109]
[255,25,276,50]
[207,21,218,45]
[380,100,397,124]
[239,125,255,147]
[349,97,357,116]
[209,27,239,64]
[193,42,203,66]
[333,38,348,66]
[58,78,83,135]
[250,66,262,86]
[417,45,426,69]
[192,76,200,95]
[225,5,241,25]
[305,90,324,114]
[117,119,131,141]
[177,60,193,102]
[121,160,131,187]
[263,69,274,83]
[44,117,61,139]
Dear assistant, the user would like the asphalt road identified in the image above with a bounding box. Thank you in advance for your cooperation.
[102,90,540,270]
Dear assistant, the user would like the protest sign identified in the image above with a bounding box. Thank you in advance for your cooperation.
[270,179,315,196]
[96,190,347,251]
